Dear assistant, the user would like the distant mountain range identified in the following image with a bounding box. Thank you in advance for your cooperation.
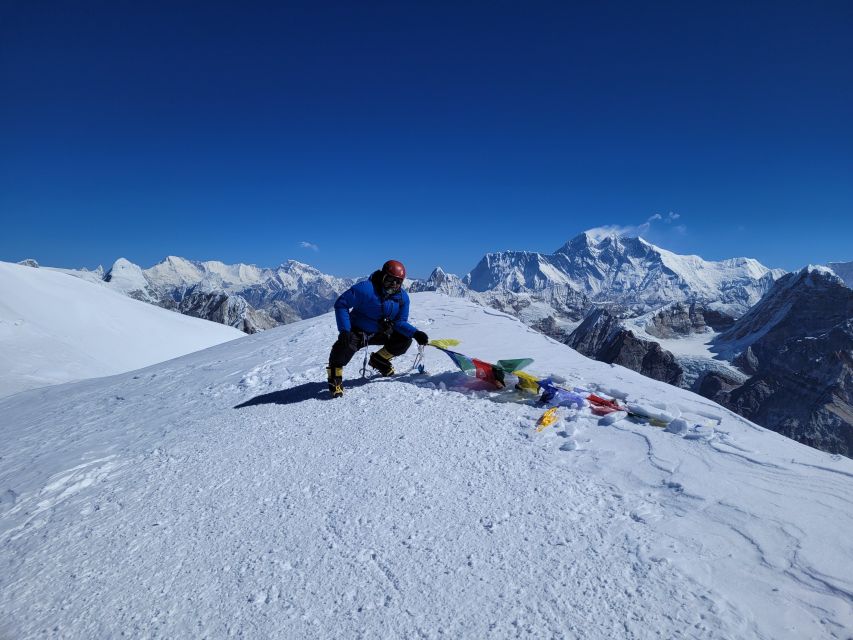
[38,230,852,456]
[412,231,785,336]
[465,231,783,313]
[54,256,355,333]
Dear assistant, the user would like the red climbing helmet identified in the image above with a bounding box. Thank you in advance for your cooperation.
[382,259,406,280]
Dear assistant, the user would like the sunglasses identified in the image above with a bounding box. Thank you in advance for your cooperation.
[382,274,403,287]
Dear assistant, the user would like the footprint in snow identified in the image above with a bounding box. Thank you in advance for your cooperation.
[1,488,19,507]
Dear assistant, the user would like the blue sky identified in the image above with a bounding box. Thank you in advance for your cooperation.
[2,1,851,279]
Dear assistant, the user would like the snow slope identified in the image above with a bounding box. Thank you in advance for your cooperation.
[0,261,243,398]
[1,293,852,638]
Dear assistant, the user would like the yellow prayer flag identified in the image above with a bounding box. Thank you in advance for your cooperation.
[536,407,560,432]
[428,339,461,349]
[514,370,540,394]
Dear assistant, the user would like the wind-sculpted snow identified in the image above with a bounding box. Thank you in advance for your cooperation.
[1,294,851,638]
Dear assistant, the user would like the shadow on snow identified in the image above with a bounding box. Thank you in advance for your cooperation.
[234,378,370,408]
[235,370,539,409]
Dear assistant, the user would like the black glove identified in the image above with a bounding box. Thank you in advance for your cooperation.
[343,330,369,350]
[413,330,429,346]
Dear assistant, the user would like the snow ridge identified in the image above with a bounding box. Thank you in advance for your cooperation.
[0,261,242,398]
[1,293,851,638]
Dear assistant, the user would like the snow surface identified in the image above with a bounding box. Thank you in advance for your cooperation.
[0,261,243,398]
[1,293,852,638]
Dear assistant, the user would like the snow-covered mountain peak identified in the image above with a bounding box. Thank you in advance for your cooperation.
[275,259,332,279]
[271,260,352,292]
[780,264,845,292]
[145,255,204,288]
[411,266,470,296]
[278,258,316,271]
[197,260,264,287]
[802,263,843,282]
[717,263,851,351]
[465,230,783,315]
[555,228,654,254]
[465,250,575,292]
[574,226,635,244]
[107,256,135,270]
[104,257,155,298]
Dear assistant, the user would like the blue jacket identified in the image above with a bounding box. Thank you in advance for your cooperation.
[334,272,417,338]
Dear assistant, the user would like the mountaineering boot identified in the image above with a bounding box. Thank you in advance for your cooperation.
[368,348,395,377]
[327,366,344,398]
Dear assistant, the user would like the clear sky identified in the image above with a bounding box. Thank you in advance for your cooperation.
[2,1,851,279]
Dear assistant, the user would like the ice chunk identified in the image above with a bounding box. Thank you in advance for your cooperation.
[665,418,690,435]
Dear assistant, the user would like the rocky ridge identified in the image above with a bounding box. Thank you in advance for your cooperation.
[565,308,684,386]
[703,267,853,455]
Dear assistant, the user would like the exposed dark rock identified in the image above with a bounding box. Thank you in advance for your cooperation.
[567,309,683,386]
[725,321,853,456]
[264,300,302,325]
[732,345,760,375]
[17,259,39,268]
[697,370,742,406]
[602,331,683,386]
[646,302,736,339]
[566,308,622,355]
[176,292,278,334]
[703,308,737,331]
[717,268,850,353]
[530,316,573,343]
[646,303,707,338]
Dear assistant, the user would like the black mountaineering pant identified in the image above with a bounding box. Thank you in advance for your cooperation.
[328,329,413,369]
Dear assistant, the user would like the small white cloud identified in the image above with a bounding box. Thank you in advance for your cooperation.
[299,241,319,252]
[586,211,686,241]
[585,224,647,240]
